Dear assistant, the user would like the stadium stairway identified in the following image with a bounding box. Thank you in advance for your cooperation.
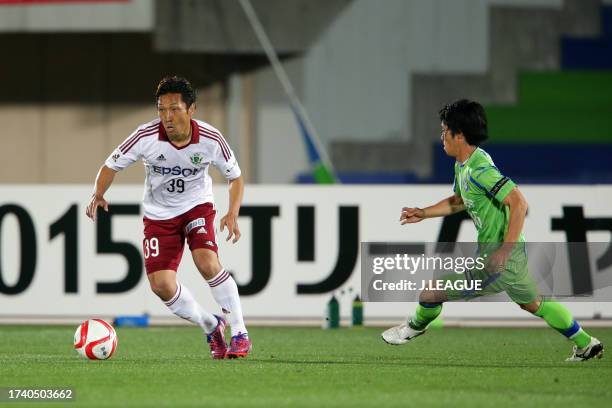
[486,71,612,143]
[562,6,612,69]
[433,74,612,185]
[318,1,611,185]
[475,8,612,185]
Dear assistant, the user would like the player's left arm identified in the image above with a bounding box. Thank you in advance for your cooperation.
[488,187,528,270]
[220,175,244,243]
[207,125,244,243]
[472,167,527,243]
[472,166,527,268]
[501,186,528,246]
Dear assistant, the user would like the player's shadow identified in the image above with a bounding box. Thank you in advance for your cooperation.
[253,357,580,370]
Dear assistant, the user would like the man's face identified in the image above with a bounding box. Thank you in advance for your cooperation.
[441,122,459,157]
[157,93,194,139]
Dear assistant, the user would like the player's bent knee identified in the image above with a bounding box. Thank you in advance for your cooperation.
[149,282,176,301]
[192,249,222,279]
[147,271,177,301]
[518,300,540,314]
[419,289,445,304]
[199,262,222,280]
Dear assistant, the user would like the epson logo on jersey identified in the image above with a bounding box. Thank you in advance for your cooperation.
[152,165,200,177]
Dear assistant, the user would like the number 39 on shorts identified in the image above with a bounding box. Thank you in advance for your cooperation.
[143,237,159,258]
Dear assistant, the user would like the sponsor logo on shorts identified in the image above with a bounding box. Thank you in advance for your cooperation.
[206,241,215,246]
[185,218,206,234]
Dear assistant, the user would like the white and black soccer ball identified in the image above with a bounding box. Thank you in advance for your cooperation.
[73,319,118,360]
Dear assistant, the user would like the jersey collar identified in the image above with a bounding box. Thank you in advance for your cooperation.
[158,119,200,149]
[458,147,479,168]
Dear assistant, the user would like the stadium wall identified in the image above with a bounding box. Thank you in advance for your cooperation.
[0,83,228,184]
[302,0,565,146]
[1,184,611,322]
[246,0,588,182]
[0,0,152,32]
[1,0,602,184]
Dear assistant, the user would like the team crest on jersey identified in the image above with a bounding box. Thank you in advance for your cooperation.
[190,152,205,166]
[462,169,471,192]
[463,176,469,192]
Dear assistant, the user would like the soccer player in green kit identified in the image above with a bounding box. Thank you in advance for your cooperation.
[382,99,603,361]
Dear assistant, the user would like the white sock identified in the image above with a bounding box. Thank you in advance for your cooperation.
[164,282,218,334]
[207,269,247,337]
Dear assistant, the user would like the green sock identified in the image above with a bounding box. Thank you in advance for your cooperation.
[534,300,591,348]
[409,303,442,330]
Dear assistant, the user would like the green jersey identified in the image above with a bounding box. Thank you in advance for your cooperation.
[453,148,523,244]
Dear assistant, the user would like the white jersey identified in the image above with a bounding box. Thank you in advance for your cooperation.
[105,118,241,220]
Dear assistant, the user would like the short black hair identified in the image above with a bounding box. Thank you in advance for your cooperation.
[438,99,488,146]
[155,76,196,108]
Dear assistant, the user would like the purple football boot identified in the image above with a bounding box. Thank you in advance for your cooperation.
[226,333,252,359]
[206,315,227,359]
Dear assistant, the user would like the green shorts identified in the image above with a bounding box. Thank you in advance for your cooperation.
[441,252,539,304]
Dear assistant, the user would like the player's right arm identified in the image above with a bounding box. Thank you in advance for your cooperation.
[86,123,147,221]
[400,194,464,225]
[86,165,117,222]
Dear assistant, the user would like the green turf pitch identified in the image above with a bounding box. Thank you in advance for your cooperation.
[0,326,610,408]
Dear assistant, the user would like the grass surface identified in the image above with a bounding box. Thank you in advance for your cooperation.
[0,326,611,407]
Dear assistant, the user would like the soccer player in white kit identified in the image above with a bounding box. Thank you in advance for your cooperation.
[86,76,251,359]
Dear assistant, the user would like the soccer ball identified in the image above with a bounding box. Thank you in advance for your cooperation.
[73,319,118,360]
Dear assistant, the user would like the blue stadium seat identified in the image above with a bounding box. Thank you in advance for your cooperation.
[562,7,612,69]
